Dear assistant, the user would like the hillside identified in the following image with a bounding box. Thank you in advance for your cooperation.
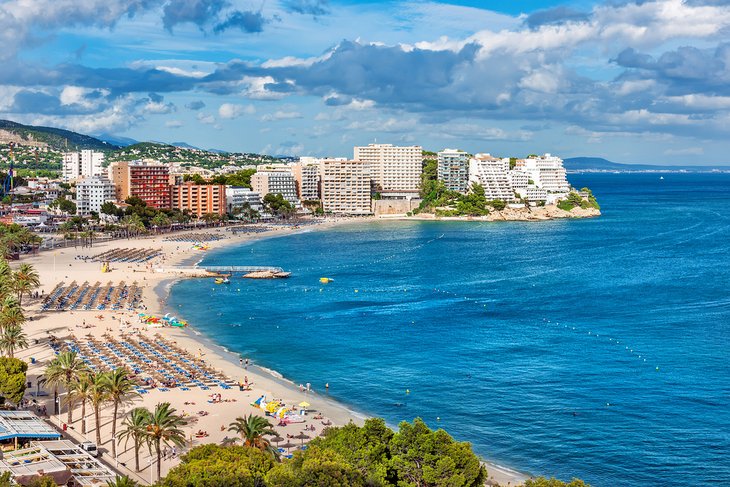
[0,120,117,151]
[108,142,279,169]
[0,120,281,173]
[564,157,730,172]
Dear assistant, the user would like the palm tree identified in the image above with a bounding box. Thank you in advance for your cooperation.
[228,414,277,455]
[106,475,139,487]
[0,261,13,301]
[118,407,150,472]
[0,306,25,332]
[68,373,92,435]
[89,371,110,446]
[145,402,187,481]
[103,369,139,458]
[12,263,40,306]
[42,351,89,421]
[0,324,27,358]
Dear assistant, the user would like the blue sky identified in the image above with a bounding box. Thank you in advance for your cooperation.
[2,0,730,163]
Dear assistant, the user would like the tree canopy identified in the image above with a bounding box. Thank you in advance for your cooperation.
[0,357,27,404]
[162,444,275,487]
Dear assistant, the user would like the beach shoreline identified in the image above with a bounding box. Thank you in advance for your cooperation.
[20,218,529,486]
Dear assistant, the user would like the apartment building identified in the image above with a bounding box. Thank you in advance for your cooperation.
[522,154,570,193]
[468,154,514,201]
[75,176,116,215]
[353,144,422,197]
[290,159,321,201]
[321,159,372,215]
[437,149,469,193]
[226,187,263,213]
[250,165,299,206]
[108,160,171,209]
[170,183,226,217]
[62,150,105,181]
[509,170,529,192]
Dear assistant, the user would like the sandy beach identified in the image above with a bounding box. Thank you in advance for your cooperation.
[17,219,527,486]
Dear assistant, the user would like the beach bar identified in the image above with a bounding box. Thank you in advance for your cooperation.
[0,440,115,486]
[0,411,60,449]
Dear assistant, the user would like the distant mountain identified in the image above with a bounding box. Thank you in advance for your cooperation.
[564,157,730,172]
[96,133,139,147]
[171,142,202,150]
[564,157,630,171]
[0,119,118,151]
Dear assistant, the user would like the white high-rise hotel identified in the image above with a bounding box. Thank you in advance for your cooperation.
[321,159,372,215]
[354,144,422,197]
[468,154,514,201]
[521,154,570,193]
[62,150,105,181]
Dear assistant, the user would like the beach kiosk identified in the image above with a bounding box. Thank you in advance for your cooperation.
[0,411,61,450]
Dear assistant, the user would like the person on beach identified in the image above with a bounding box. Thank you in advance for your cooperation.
[239,358,243,367]
[245,358,249,369]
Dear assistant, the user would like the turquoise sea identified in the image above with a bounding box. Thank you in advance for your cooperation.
[167,173,730,486]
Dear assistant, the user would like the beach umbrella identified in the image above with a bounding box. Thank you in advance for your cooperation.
[270,436,284,445]
[280,441,297,452]
[298,401,310,408]
[293,432,310,445]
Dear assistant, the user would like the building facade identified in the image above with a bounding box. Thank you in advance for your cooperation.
[290,159,321,201]
[75,176,116,215]
[321,159,372,215]
[108,160,171,209]
[170,183,226,217]
[522,154,570,193]
[251,165,300,206]
[226,187,263,213]
[353,144,422,197]
[437,149,469,193]
[468,154,514,201]
[62,150,104,181]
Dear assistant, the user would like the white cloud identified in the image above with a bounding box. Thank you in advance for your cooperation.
[218,103,256,119]
[196,112,216,124]
[144,101,176,114]
[260,110,303,122]
[165,119,183,128]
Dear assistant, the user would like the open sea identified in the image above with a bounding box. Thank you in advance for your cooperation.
[167,173,730,486]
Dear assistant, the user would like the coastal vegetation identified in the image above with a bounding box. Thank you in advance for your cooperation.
[556,188,600,212]
[418,180,509,217]
[158,417,488,487]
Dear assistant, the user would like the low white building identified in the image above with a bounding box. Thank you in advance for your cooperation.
[226,186,262,213]
[75,176,116,215]
[516,186,548,204]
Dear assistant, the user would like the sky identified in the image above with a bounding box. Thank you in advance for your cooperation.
[1,0,730,164]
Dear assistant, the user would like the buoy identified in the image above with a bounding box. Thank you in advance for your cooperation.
[656,367,659,371]
[406,389,410,394]
[436,417,440,421]
[355,289,359,293]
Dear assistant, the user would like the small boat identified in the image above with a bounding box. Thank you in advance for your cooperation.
[319,277,333,284]
[660,176,664,180]
[214,277,230,285]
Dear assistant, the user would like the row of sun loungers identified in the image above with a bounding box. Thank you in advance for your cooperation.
[54,333,236,393]
[163,233,225,243]
[40,281,143,311]
[89,248,162,263]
